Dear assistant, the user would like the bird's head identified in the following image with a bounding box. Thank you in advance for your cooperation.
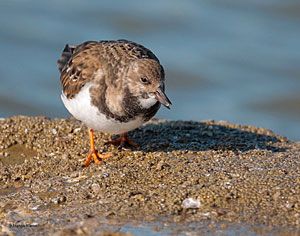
[125,59,172,109]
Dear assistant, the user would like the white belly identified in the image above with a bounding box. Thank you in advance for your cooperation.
[61,83,145,134]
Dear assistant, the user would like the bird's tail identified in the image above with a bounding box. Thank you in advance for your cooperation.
[57,44,76,72]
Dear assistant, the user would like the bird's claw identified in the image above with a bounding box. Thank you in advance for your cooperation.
[84,149,111,167]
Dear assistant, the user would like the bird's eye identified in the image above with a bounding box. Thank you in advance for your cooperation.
[140,77,150,84]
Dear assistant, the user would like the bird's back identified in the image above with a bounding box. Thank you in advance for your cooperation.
[57,40,160,99]
[57,40,160,73]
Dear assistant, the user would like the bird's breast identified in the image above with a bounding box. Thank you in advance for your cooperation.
[61,83,146,134]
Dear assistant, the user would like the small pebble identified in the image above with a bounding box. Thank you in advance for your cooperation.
[52,129,58,135]
[51,195,67,204]
[182,198,201,209]
[73,127,81,133]
[91,183,101,194]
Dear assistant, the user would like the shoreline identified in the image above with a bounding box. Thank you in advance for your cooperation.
[0,116,299,235]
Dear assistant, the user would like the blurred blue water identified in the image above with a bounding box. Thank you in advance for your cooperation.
[1,0,300,139]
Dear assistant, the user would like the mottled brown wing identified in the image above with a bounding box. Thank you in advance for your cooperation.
[58,41,102,99]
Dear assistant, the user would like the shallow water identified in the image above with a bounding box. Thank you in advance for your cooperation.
[64,220,299,236]
[0,0,300,140]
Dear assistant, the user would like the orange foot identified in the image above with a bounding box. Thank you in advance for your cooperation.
[84,129,111,167]
[106,133,139,149]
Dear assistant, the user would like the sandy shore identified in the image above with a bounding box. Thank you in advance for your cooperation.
[0,116,299,235]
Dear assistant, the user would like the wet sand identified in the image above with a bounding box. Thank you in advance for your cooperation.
[0,116,299,235]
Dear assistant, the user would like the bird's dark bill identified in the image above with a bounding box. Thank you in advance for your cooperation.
[155,88,172,109]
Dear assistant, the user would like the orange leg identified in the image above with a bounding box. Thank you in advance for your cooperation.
[84,129,111,167]
[106,132,139,149]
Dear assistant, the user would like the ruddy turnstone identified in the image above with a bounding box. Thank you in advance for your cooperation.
[57,40,171,166]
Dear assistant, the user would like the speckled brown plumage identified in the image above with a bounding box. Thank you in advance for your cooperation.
[57,40,168,122]
[58,40,162,99]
